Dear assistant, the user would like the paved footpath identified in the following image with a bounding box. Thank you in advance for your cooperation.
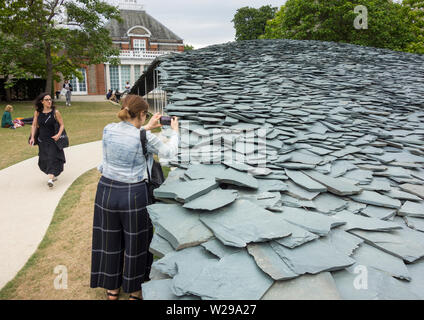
[0,141,102,290]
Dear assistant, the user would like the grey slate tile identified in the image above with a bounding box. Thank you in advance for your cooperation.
[280,194,316,209]
[153,178,219,203]
[352,243,411,280]
[142,279,200,300]
[182,189,238,211]
[404,260,424,299]
[200,238,242,259]
[398,201,424,218]
[319,228,363,256]
[247,242,298,280]
[171,250,222,297]
[329,160,357,177]
[360,179,392,191]
[215,168,259,189]
[181,250,274,300]
[349,227,424,263]
[285,180,320,200]
[335,210,402,232]
[284,150,324,165]
[199,199,294,247]
[152,245,218,277]
[344,199,368,214]
[349,190,402,209]
[239,191,281,210]
[302,170,362,196]
[261,273,342,300]
[270,239,355,276]
[184,164,227,180]
[332,265,420,300]
[360,205,397,220]
[277,162,316,170]
[342,169,373,185]
[273,222,319,248]
[313,192,348,214]
[149,233,175,258]
[285,169,327,192]
[147,203,214,250]
[404,216,424,233]
[257,179,288,192]
[278,206,346,236]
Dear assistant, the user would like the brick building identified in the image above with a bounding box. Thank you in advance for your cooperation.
[54,0,184,96]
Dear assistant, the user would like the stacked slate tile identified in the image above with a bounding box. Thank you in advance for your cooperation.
[142,39,424,300]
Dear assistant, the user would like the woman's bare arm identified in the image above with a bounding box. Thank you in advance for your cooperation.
[29,111,39,145]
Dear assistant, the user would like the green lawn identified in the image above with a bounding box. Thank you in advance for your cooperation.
[0,100,161,170]
[0,100,120,170]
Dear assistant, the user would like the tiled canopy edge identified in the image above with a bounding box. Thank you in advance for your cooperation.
[142,39,424,300]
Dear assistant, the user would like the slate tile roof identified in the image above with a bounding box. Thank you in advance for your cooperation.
[141,39,424,300]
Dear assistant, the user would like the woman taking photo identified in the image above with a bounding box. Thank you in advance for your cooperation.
[90,94,179,300]
[29,93,66,188]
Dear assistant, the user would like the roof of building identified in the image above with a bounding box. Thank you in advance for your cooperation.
[141,39,424,300]
[105,9,183,43]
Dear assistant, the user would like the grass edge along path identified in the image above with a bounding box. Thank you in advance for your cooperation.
[0,168,104,300]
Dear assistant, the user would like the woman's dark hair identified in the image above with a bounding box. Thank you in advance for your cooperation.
[118,94,149,121]
[34,92,55,113]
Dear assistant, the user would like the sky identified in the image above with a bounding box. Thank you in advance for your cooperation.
[109,0,287,49]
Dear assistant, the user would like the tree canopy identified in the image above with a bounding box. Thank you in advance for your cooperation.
[403,0,424,54]
[0,0,122,95]
[231,0,423,54]
[232,5,278,41]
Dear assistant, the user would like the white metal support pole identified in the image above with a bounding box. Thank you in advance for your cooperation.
[155,69,159,114]
[153,69,156,113]
[145,77,148,112]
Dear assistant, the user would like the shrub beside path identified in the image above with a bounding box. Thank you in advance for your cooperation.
[0,140,102,290]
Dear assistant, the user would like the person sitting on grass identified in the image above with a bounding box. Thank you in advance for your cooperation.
[114,89,122,102]
[2,105,15,129]
[106,89,113,100]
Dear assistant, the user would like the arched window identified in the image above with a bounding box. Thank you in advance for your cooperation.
[127,26,151,37]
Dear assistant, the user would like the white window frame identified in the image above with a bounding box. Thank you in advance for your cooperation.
[109,65,132,92]
[133,39,146,51]
[70,68,87,95]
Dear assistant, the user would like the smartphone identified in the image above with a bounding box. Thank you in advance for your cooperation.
[160,116,172,125]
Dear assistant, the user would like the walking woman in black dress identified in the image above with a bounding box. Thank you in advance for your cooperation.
[29,93,66,188]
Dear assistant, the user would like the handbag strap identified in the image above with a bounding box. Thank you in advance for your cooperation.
[140,129,151,183]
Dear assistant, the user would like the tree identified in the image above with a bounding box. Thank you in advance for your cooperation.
[232,5,278,41]
[184,44,194,51]
[0,33,43,100]
[403,0,424,54]
[261,0,418,54]
[0,0,122,95]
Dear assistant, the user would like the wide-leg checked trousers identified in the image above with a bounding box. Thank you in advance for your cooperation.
[90,176,154,293]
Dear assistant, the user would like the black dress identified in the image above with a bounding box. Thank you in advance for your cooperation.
[37,109,66,176]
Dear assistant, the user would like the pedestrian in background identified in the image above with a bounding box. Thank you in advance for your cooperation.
[29,93,66,188]
[63,80,73,106]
